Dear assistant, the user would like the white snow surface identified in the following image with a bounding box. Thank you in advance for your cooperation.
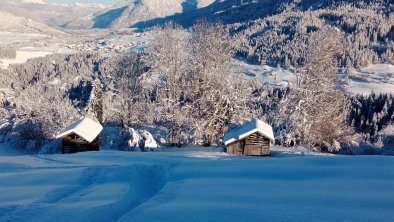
[0,143,22,156]
[140,130,159,149]
[231,60,297,88]
[224,118,274,145]
[236,62,394,95]
[1,144,394,222]
[0,50,53,69]
[345,64,394,95]
[56,117,103,143]
[66,0,216,29]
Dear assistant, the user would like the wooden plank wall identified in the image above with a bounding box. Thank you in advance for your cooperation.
[227,140,244,155]
[226,132,271,156]
[244,132,270,156]
[62,136,100,154]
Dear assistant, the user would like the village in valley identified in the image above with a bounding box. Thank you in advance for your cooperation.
[0,0,394,221]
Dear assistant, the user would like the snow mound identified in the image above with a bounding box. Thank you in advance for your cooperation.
[127,127,142,152]
[140,130,160,151]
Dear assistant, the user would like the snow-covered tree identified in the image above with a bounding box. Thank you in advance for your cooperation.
[88,80,104,124]
[281,27,351,151]
[145,22,192,146]
[13,84,79,151]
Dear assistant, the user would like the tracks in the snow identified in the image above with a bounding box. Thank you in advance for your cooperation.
[0,155,172,222]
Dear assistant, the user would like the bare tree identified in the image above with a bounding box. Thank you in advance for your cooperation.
[103,53,144,126]
[145,22,191,146]
[281,27,351,151]
[188,20,251,145]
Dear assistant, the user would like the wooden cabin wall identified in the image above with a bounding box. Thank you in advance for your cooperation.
[226,140,244,155]
[62,133,100,154]
[227,143,235,154]
[227,132,271,156]
[244,132,270,156]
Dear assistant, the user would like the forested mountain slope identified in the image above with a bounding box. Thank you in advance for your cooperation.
[66,0,393,68]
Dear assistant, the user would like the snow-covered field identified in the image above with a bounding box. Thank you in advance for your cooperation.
[231,60,297,88]
[235,61,394,95]
[0,32,48,43]
[0,50,53,69]
[1,144,394,222]
[345,64,394,95]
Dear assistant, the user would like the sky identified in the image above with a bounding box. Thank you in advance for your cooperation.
[45,0,122,5]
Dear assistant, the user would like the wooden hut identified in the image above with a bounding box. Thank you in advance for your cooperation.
[56,117,103,154]
[224,118,274,156]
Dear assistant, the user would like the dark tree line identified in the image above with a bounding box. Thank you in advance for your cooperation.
[349,93,394,143]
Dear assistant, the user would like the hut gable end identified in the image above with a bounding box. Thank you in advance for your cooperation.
[224,119,274,156]
[224,118,274,145]
[56,117,103,154]
[56,117,103,143]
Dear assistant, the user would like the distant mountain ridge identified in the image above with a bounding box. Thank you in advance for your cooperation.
[0,10,63,35]
[0,0,106,28]
[64,0,216,29]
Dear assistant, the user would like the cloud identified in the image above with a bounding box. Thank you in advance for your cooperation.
[21,0,45,4]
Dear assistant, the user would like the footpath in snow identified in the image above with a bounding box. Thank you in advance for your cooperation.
[0,146,394,222]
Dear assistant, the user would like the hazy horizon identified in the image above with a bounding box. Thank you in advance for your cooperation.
[45,0,123,5]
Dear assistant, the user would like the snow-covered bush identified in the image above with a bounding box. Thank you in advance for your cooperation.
[127,127,143,151]
[100,126,129,150]
[124,127,160,152]
[140,130,160,151]
[381,124,394,148]
[11,85,79,152]
[39,138,62,154]
[10,119,47,153]
[279,28,352,152]
[0,46,16,59]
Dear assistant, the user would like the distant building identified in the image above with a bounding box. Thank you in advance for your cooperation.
[224,118,274,156]
[56,117,103,154]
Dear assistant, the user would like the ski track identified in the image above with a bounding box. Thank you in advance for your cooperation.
[2,152,394,221]
[0,154,172,222]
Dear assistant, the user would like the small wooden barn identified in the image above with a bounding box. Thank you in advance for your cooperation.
[56,117,103,154]
[224,118,274,156]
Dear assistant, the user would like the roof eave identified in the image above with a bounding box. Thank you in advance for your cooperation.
[224,129,275,145]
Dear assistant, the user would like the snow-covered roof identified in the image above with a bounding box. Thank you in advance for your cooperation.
[224,118,275,145]
[56,117,103,143]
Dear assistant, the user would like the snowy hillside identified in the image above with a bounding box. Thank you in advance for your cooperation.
[0,10,62,35]
[0,0,105,27]
[0,148,394,222]
[65,0,216,29]
[346,64,394,95]
[0,50,53,69]
[235,61,394,95]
